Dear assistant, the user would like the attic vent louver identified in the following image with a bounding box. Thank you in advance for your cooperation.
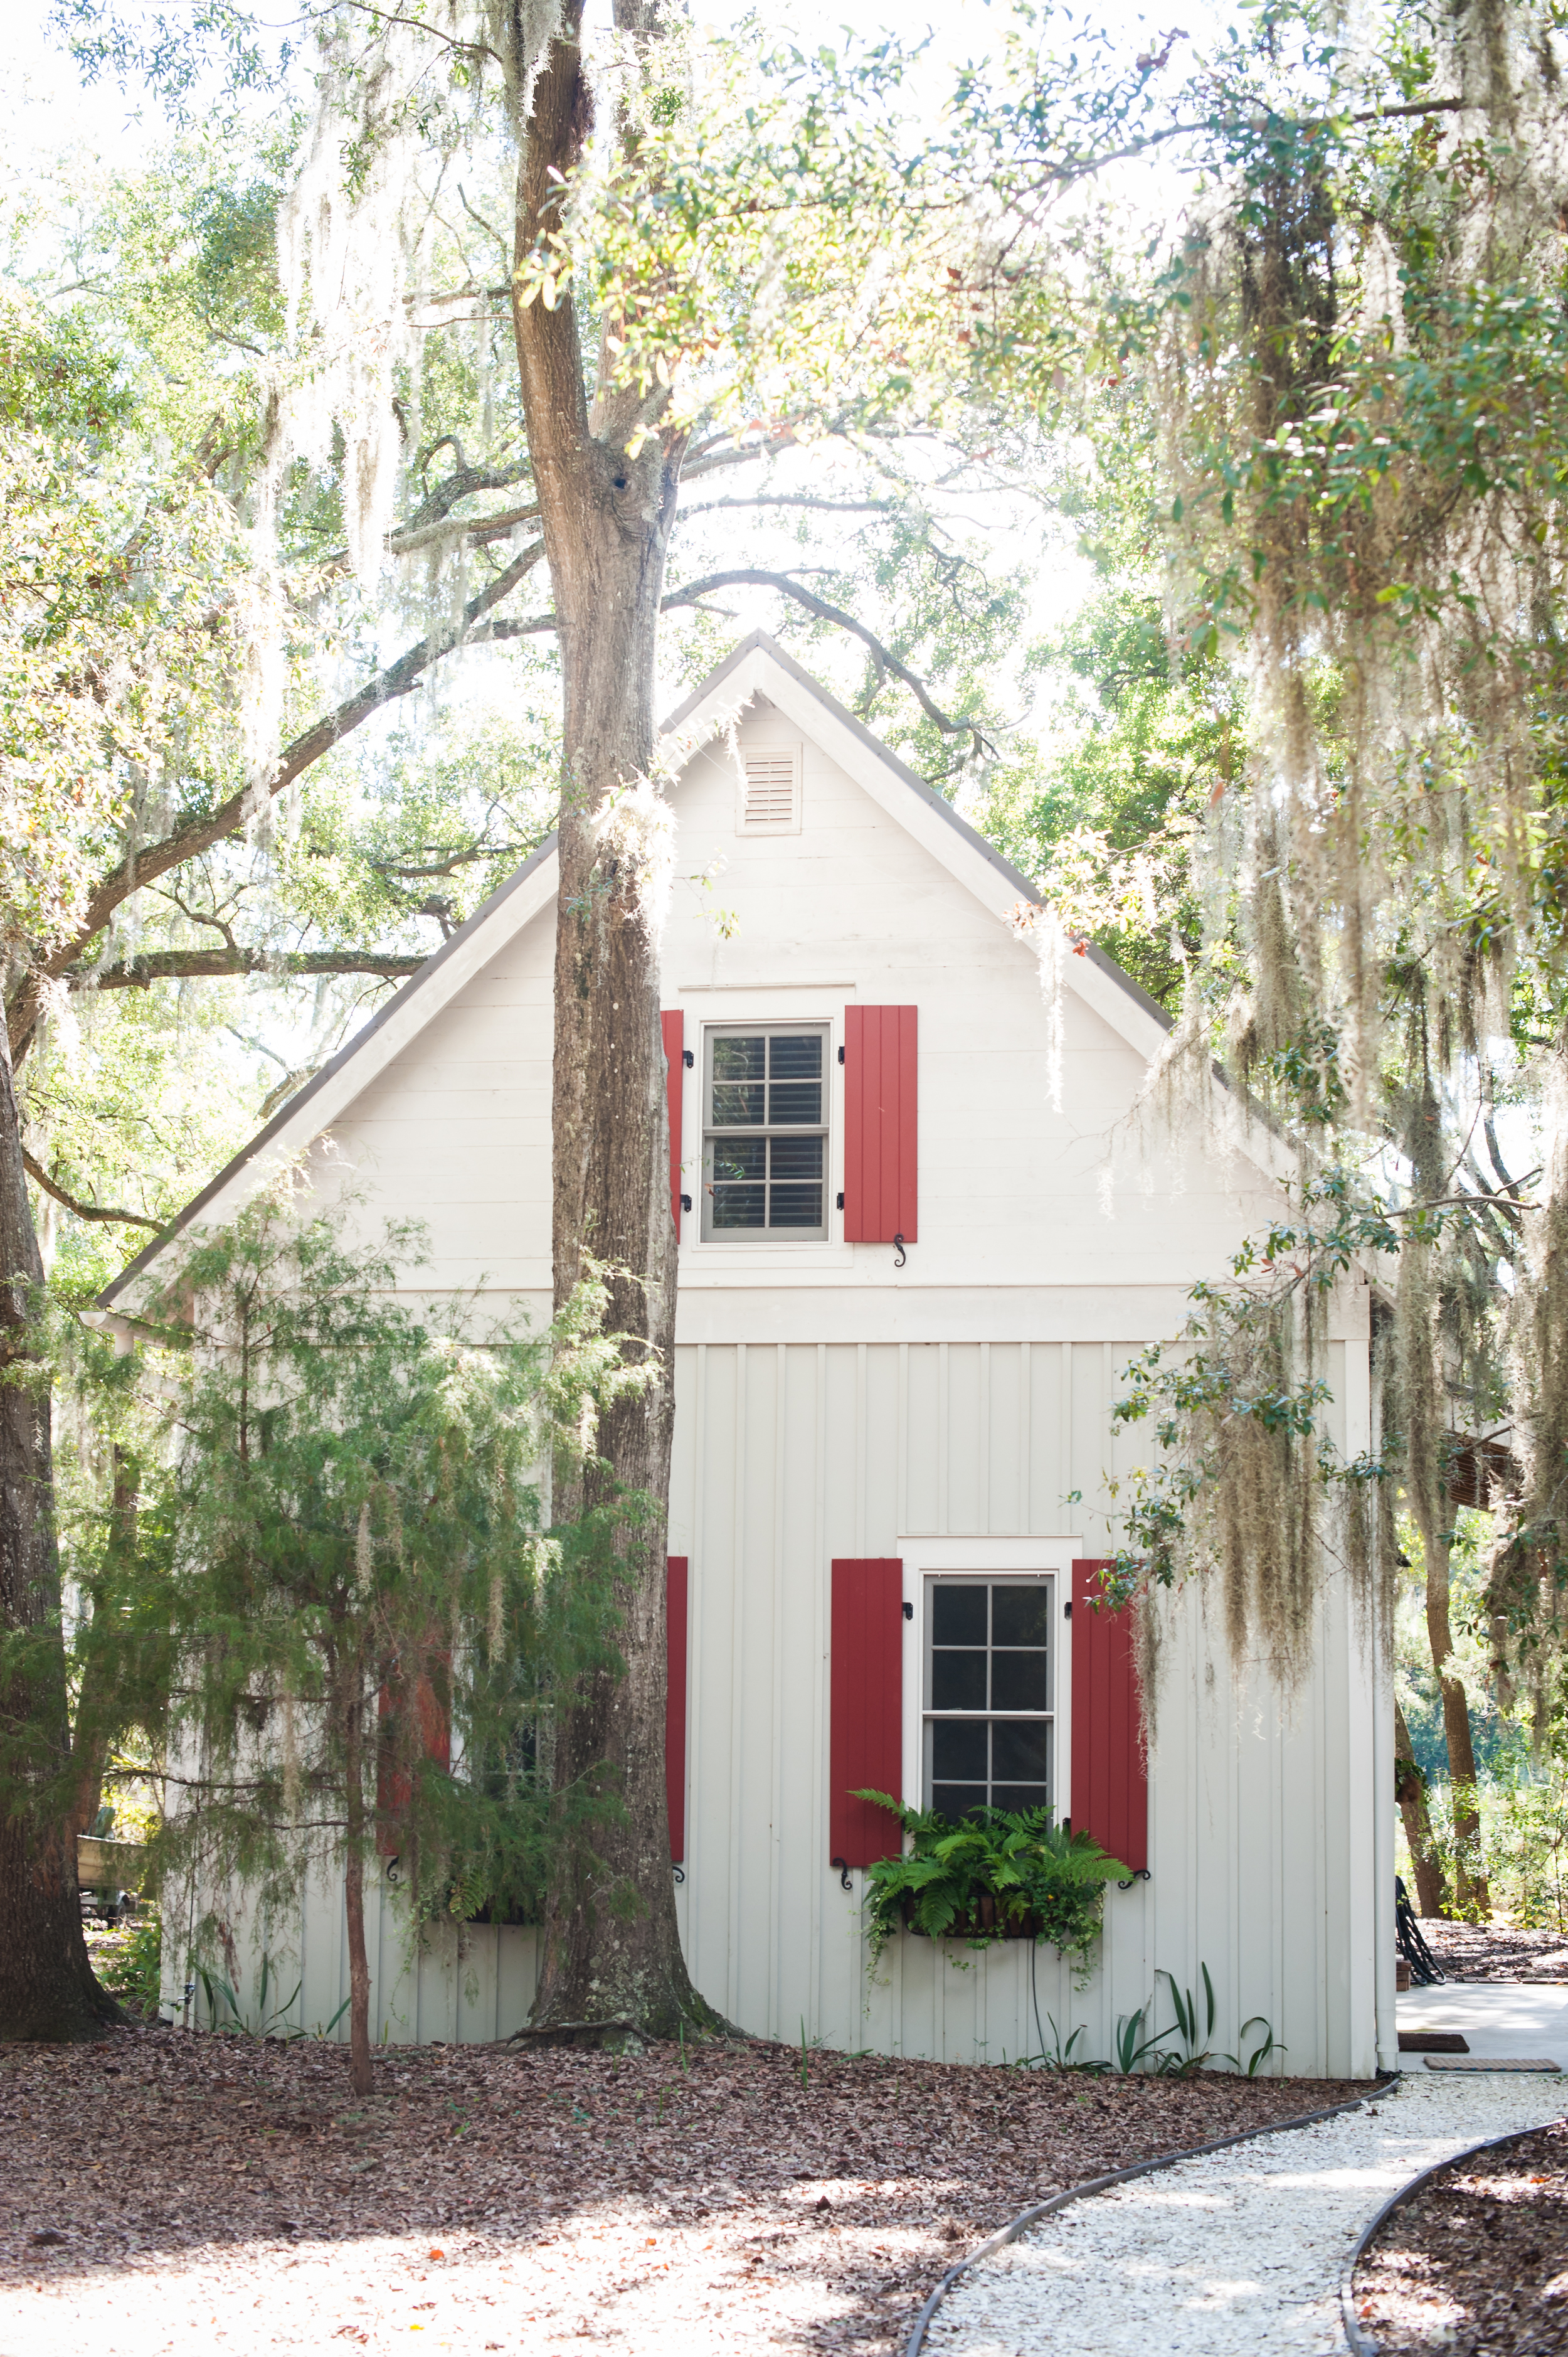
[739,747,800,831]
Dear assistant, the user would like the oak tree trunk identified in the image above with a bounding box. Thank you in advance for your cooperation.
[0,1015,117,2040]
[1394,1696,1448,1920]
[513,3,718,2040]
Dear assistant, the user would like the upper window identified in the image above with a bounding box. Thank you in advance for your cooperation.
[923,1577,1054,1819]
[701,1024,829,1240]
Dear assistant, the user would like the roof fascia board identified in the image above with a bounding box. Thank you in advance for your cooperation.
[100,837,560,1309]
[678,641,1177,1067]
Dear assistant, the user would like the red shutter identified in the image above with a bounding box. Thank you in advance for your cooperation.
[1069,1560,1148,1873]
[660,1010,684,1238]
[376,1654,452,1856]
[829,1558,904,1867]
[842,1006,917,1243]
[666,1556,689,1865]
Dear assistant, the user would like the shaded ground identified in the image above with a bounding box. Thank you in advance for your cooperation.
[1352,2116,1568,2354]
[1417,1920,1568,1982]
[0,2027,1360,2355]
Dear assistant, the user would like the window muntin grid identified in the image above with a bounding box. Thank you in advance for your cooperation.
[702,1024,829,1240]
[922,1576,1053,1819]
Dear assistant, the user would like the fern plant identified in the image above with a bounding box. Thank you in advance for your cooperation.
[853,1793,1127,1981]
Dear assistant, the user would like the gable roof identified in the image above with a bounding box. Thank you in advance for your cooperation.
[98,633,1180,1311]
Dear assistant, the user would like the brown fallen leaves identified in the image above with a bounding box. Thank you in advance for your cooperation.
[0,2028,1360,2354]
[1352,2118,1568,2356]
[1414,1920,1568,1984]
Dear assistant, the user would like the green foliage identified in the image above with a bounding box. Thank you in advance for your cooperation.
[93,1907,162,2021]
[1110,1967,1279,2077]
[62,1181,652,1979]
[852,1791,1127,1983]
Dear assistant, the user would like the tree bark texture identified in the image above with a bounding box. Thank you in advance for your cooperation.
[512,4,716,2040]
[0,1016,117,2038]
[1394,1695,1448,1920]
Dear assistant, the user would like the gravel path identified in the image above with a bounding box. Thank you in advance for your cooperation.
[925,2071,1568,2357]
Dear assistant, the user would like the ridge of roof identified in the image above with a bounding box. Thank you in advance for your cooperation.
[696,634,1173,1040]
[98,634,1171,1309]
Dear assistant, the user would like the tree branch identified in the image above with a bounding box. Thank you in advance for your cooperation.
[10,540,546,1058]
[659,570,992,751]
[676,494,893,519]
[70,950,427,992]
[22,1152,162,1233]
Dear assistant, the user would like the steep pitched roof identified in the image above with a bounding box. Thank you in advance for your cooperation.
[99,633,1175,1309]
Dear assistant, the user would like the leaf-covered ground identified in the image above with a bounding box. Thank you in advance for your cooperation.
[1414,1919,1568,1983]
[1352,2117,1568,2354]
[0,2028,1362,2354]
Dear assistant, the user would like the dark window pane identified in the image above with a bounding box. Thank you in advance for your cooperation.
[931,1719,987,1779]
[931,1585,986,1646]
[992,1721,1051,1783]
[712,1185,765,1228]
[769,1135,823,1180]
[714,1036,765,1079]
[768,1080,822,1125]
[712,1138,765,1184]
[992,1585,1051,1647]
[931,1651,987,1710]
[992,1784,1049,1816]
[768,1184,822,1229]
[712,1082,765,1126]
[769,1035,822,1079]
[932,1784,988,1822]
[992,1652,1049,1711]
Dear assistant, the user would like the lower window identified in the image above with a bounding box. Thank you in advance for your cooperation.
[922,1575,1053,1817]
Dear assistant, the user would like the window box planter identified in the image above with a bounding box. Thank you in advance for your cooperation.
[900,1892,1044,1941]
[853,1791,1129,1983]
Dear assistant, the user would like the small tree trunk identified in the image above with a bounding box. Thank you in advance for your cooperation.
[0,1017,117,2040]
[1394,1696,1448,1919]
[512,4,720,2042]
[342,1698,374,2095]
[1425,1538,1491,1920]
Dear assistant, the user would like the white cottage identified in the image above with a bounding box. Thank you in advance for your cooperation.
[104,634,1394,2077]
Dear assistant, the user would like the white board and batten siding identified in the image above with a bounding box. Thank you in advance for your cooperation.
[139,635,1392,2076]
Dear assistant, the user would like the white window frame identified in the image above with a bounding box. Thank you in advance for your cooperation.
[734,741,803,834]
[699,1018,831,1243]
[899,1538,1074,1829]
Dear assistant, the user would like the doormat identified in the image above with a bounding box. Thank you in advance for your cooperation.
[1423,2055,1562,2072]
[1398,2031,1469,2053]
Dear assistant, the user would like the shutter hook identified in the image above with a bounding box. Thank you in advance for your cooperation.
[1116,1868,1152,1890]
[831,1856,854,1893]
[892,1234,906,1269]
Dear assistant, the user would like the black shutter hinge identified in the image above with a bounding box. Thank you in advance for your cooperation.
[680,1193,692,1213]
[1063,1600,1072,1619]
[836,1191,845,1210]
[902,1600,913,1621]
[837,1045,845,1063]
[683,1048,694,1067]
